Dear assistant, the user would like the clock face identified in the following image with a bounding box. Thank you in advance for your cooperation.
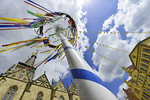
[18,74,24,78]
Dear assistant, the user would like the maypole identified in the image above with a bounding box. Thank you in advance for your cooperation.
[0,0,118,99]
[59,32,117,100]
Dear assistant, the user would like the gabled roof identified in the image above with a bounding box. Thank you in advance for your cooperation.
[69,82,79,95]
[55,79,67,92]
[7,69,29,82]
[33,74,51,89]
[129,45,139,69]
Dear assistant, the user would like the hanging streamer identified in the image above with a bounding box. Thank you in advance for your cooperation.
[0,17,29,24]
[24,1,49,13]
[26,0,53,13]
[0,0,78,74]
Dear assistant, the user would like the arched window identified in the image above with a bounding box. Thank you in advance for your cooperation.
[59,95,65,100]
[36,91,43,100]
[2,85,18,100]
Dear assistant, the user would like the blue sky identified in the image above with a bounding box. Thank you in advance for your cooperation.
[83,0,123,96]
[82,0,150,99]
[63,0,150,98]
[62,0,128,97]
[84,0,118,67]
[0,0,150,100]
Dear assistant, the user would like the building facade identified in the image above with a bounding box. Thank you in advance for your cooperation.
[123,86,139,100]
[0,51,80,100]
[123,37,150,100]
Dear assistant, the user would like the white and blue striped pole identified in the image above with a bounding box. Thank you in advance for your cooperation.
[59,33,117,100]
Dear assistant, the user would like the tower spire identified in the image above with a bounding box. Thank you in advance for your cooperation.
[25,50,38,67]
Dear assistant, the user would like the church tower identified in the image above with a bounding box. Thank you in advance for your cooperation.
[0,51,38,100]
[0,51,80,100]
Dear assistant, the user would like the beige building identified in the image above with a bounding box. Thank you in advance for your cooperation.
[0,51,80,100]
[122,36,150,100]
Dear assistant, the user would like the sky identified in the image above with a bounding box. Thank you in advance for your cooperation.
[0,0,150,100]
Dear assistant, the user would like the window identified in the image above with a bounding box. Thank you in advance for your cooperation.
[143,48,150,54]
[142,53,150,60]
[134,88,140,94]
[140,75,145,79]
[141,63,148,69]
[133,55,136,58]
[142,94,149,100]
[139,78,144,82]
[59,95,65,100]
[147,77,150,82]
[2,86,18,100]
[146,88,150,92]
[141,58,149,64]
[142,92,150,100]
[36,91,43,100]
[138,81,142,85]
[141,98,145,100]
[140,67,147,73]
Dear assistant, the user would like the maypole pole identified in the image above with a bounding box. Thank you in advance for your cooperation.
[0,0,118,99]
[59,32,117,100]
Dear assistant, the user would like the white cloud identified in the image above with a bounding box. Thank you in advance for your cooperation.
[93,0,150,82]
[0,0,88,83]
[93,33,133,82]
[102,15,115,30]
[92,0,150,98]
[117,76,131,100]
[103,0,150,32]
